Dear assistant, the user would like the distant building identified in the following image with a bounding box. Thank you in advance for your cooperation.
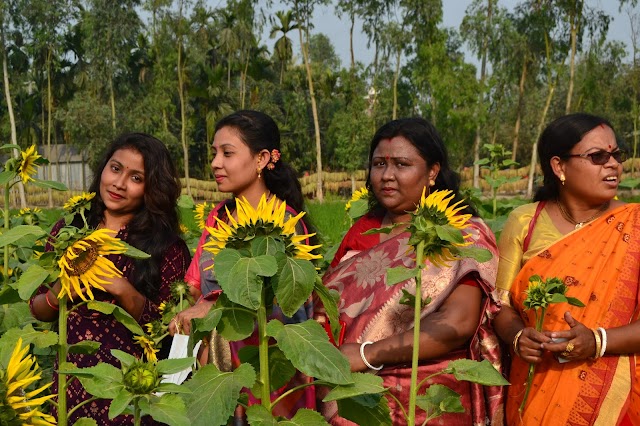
[35,144,92,191]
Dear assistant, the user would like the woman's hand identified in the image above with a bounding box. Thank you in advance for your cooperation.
[339,343,369,372]
[515,327,551,364]
[168,299,214,336]
[542,311,597,361]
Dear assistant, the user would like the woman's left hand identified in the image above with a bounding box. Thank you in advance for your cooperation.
[542,311,597,361]
[339,343,369,372]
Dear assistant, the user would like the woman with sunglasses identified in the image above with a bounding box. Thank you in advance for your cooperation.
[493,113,640,425]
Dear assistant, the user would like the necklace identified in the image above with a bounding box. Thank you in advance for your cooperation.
[556,200,610,229]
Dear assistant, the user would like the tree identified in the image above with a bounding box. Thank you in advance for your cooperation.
[270,10,299,85]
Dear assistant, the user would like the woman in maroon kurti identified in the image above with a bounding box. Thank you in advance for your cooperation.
[30,133,190,425]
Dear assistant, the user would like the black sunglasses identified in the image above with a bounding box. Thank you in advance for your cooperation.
[564,150,627,165]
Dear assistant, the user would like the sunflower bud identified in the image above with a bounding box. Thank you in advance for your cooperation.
[123,361,160,394]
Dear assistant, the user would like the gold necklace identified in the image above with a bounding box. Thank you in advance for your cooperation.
[556,200,610,229]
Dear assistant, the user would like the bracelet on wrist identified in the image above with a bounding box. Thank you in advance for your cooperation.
[591,328,602,360]
[598,327,607,358]
[512,329,524,357]
[45,291,59,311]
[360,341,383,371]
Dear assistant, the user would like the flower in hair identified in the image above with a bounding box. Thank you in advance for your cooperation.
[266,149,281,170]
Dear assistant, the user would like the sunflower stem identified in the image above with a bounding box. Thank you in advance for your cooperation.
[3,182,9,284]
[133,398,141,426]
[57,294,69,426]
[519,307,546,413]
[408,240,426,425]
[257,284,271,412]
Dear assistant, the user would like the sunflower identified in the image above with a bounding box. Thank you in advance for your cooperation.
[194,202,214,229]
[63,192,95,214]
[344,187,368,211]
[57,229,127,301]
[203,194,321,261]
[1,338,55,425]
[133,335,159,363]
[407,188,473,267]
[17,145,42,184]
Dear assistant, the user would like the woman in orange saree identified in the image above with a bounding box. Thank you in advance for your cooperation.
[495,113,640,425]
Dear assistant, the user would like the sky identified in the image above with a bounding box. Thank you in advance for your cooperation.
[256,0,638,68]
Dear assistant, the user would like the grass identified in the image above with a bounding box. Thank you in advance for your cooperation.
[305,200,350,250]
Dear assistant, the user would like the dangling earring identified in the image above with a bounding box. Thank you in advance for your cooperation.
[257,167,262,179]
[560,174,566,186]
[429,179,435,187]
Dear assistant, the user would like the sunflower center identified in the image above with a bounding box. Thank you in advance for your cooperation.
[66,241,99,276]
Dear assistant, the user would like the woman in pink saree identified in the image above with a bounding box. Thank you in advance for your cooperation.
[320,118,505,425]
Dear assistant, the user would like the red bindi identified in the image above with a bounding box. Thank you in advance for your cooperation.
[385,155,390,161]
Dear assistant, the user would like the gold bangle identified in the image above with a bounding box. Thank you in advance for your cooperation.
[513,329,524,357]
[591,328,602,360]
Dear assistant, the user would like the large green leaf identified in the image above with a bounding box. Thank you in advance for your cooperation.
[251,235,285,257]
[108,388,134,419]
[322,373,386,401]
[0,285,21,304]
[220,255,278,310]
[177,194,195,209]
[157,357,196,375]
[140,394,191,426]
[191,308,222,349]
[313,279,341,342]
[68,341,101,355]
[87,301,144,335]
[0,325,57,366]
[435,224,464,244]
[279,408,330,425]
[13,264,49,300]
[0,225,46,247]
[74,418,98,426]
[238,345,296,392]
[445,359,509,386]
[122,242,150,259]
[184,363,256,426]
[386,266,419,286]
[215,295,255,341]
[245,405,278,425]
[416,384,464,419]
[336,394,391,425]
[59,363,124,399]
[213,248,242,285]
[0,170,16,185]
[347,199,369,220]
[31,179,68,191]
[267,320,352,385]
[456,246,493,263]
[273,254,316,317]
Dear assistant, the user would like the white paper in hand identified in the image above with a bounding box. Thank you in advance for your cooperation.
[162,334,202,385]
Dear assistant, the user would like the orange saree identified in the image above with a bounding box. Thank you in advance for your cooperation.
[506,204,640,425]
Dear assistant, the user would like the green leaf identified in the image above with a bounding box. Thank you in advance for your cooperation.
[435,224,464,244]
[313,280,341,342]
[215,296,255,341]
[31,179,68,191]
[59,364,124,399]
[73,418,98,426]
[184,363,256,426]
[0,326,57,367]
[548,293,569,304]
[245,405,278,425]
[0,225,46,247]
[415,384,464,418]
[111,349,137,368]
[0,143,20,151]
[140,393,191,426]
[238,345,295,391]
[157,357,196,375]
[220,256,277,310]
[191,308,222,347]
[251,235,285,257]
[267,320,352,385]
[177,194,195,209]
[445,359,509,386]
[0,170,16,185]
[473,158,490,166]
[279,408,330,425]
[213,248,242,285]
[566,296,586,307]
[0,285,21,304]
[122,242,150,259]
[87,301,144,335]
[108,388,134,419]
[347,199,369,219]
[336,394,391,425]
[68,341,101,355]
[13,264,49,300]
[386,266,419,286]
[456,246,493,263]
[155,382,193,394]
[273,254,316,317]
[322,372,386,401]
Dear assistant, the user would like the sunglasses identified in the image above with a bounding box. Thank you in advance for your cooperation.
[564,150,627,165]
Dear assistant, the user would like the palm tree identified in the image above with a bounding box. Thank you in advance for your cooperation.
[270,10,298,85]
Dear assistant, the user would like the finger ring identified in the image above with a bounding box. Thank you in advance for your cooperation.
[561,342,575,357]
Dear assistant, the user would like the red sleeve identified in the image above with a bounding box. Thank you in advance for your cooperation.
[330,213,383,268]
[458,273,480,288]
[185,201,227,290]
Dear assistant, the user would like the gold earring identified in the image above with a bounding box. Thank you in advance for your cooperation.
[560,174,566,186]
[257,167,262,179]
[429,179,435,187]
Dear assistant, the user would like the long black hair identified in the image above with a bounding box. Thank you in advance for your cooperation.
[365,117,477,216]
[215,110,304,213]
[535,113,615,202]
[85,133,182,299]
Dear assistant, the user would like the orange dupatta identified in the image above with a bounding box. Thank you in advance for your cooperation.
[506,204,640,426]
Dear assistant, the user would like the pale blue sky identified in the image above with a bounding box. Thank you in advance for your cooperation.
[257,0,637,68]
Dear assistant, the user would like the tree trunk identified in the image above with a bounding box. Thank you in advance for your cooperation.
[47,50,53,207]
[109,75,116,131]
[298,25,323,201]
[349,13,355,69]
[392,48,401,120]
[1,26,26,208]
[565,0,582,114]
[177,17,191,197]
[512,56,528,162]
[472,0,492,189]
[527,82,556,198]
